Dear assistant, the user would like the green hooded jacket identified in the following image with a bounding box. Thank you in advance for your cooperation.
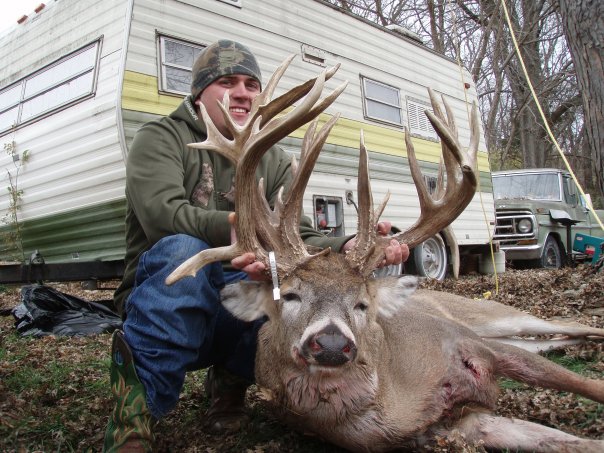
[114,95,351,315]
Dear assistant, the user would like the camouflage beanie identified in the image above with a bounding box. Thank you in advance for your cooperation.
[191,40,262,100]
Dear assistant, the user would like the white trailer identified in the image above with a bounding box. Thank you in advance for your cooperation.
[0,0,495,282]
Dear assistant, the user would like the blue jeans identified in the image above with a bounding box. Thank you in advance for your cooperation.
[122,234,264,419]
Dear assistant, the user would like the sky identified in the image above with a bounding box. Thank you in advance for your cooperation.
[0,1,48,35]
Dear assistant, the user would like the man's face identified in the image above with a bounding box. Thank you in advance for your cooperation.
[196,75,261,138]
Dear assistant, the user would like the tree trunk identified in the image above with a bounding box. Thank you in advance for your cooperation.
[553,0,604,202]
[502,0,549,168]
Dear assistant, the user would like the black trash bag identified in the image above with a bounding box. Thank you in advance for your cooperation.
[12,284,122,337]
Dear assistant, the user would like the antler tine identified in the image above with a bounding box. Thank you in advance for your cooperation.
[466,101,480,162]
[284,117,338,213]
[188,99,240,163]
[248,114,343,280]
[278,115,341,261]
[254,63,342,132]
[426,89,465,198]
[343,89,479,277]
[389,91,478,250]
[256,178,283,229]
[246,75,347,155]
[344,131,394,275]
[404,126,435,215]
[165,244,240,285]
[349,131,375,258]
[254,54,296,110]
[425,109,477,192]
[252,180,284,266]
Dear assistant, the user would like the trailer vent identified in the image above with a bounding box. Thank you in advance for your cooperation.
[216,0,242,7]
[407,98,437,140]
[301,44,326,67]
[385,24,422,44]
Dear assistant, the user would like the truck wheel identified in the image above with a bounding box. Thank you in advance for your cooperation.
[408,233,448,280]
[540,236,563,268]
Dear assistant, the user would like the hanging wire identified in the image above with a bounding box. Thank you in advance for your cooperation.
[447,0,500,295]
[499,0,604,231]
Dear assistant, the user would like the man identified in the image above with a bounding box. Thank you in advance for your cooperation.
[103,40,407,452]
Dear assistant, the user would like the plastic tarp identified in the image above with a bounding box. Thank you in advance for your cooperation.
[11,284,122,337]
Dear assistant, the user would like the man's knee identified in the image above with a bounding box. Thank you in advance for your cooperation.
[149,234,211,263]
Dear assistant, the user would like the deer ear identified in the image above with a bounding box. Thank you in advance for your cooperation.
[221,281,273,321]
[374,275,418,318]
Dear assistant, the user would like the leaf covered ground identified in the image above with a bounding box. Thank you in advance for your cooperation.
[0,265,602,452]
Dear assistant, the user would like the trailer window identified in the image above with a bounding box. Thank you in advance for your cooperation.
[0,41,99,134]
[361,77,402,126]
[0,85,21,131]
[179,0,242,8]
[159,36,205,95]
[407,98,437,140]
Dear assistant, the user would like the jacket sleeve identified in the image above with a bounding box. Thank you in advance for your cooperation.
[125,121,231,247]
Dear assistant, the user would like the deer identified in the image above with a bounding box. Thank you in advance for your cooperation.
[166,56,604,452]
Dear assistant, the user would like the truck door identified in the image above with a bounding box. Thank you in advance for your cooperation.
[562,175,590,237]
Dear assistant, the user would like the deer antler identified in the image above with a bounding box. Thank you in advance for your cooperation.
[166,57,347,285]
[346,88,479,276]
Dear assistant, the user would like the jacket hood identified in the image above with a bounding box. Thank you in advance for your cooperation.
[171,95,208,137]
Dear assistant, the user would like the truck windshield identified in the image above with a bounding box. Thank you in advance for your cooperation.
[492,173,561,201]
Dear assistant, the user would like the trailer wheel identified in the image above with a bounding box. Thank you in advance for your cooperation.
[539,236,563,268]
[373,263,403,278]
[408,233,448,280]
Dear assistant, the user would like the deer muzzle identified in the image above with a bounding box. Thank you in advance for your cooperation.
[302,323,357,367]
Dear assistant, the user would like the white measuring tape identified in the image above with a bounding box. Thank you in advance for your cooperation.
[268,251,280,300]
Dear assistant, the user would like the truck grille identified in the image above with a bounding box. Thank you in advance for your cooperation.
[493,209,537,245]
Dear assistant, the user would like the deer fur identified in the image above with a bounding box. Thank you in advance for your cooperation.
[221,263,604,452]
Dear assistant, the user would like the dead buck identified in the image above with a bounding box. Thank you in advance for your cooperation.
[167,57,604,452]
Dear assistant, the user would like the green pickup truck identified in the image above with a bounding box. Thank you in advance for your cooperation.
[492,168,604,268]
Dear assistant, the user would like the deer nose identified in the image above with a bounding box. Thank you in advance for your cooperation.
[303,325,357,366]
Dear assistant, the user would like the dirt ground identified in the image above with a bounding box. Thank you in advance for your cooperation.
[0,265,602,452]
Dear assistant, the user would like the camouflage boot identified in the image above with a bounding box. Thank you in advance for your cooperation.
[203,365,250,433]
[103,330,155,453]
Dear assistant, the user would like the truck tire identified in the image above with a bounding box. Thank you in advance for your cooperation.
[407,233,448,280]
[539,236,563,268]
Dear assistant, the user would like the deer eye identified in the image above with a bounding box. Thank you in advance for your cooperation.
[281,292,301,303]
[354,301,369,311]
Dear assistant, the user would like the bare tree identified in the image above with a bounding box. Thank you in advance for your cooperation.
[323,0,596,202]
[550,0,604,203]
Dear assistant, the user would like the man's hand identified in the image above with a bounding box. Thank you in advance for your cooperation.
[342,221,410,268]
[231,252,268,281]
[228,212,268,281]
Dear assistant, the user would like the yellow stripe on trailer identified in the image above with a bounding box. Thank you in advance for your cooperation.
[121,70,491,173]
